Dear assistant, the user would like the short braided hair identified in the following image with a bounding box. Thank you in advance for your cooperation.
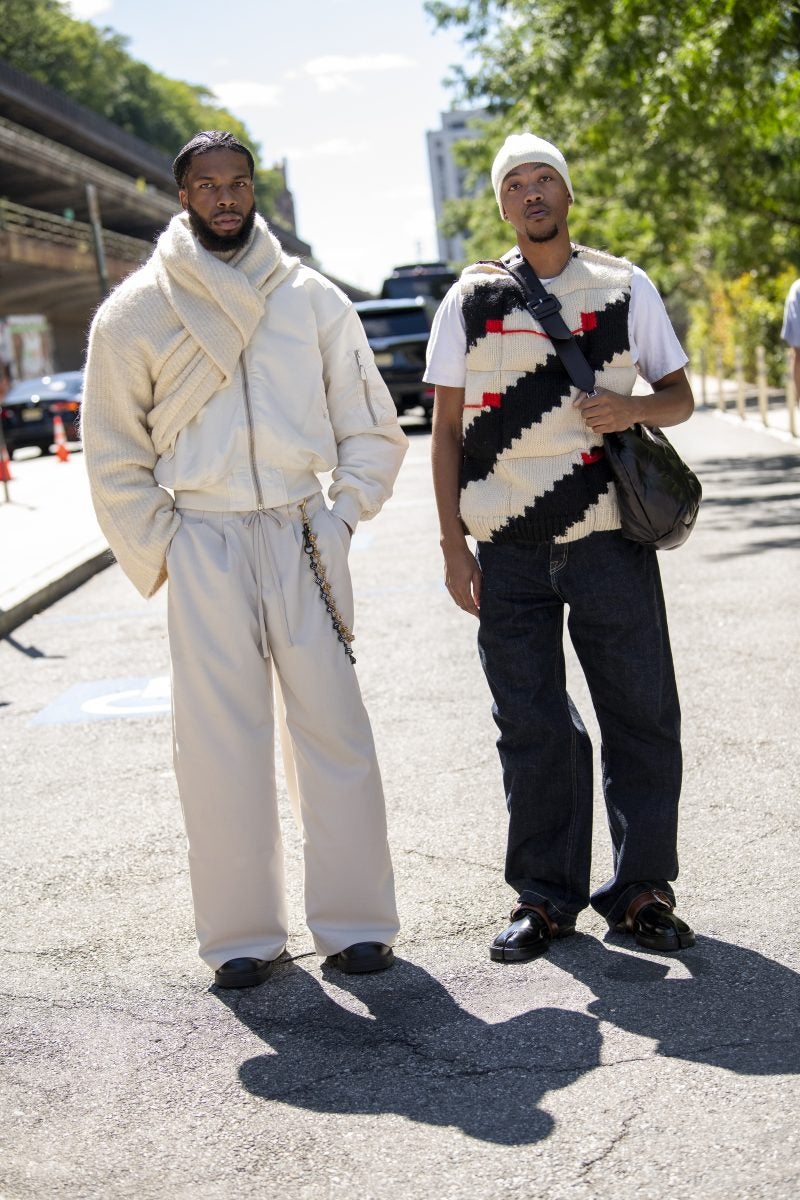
[172,130,255,188]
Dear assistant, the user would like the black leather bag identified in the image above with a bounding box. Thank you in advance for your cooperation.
[603,424,701,549]
[500,248,701,550]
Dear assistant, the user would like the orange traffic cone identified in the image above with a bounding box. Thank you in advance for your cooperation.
[53,413,70,462]
[0,441,12,482]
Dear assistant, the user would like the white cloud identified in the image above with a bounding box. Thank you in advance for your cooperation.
[303,53,416,93]
[211,81,282,109]
[67,0,113,16]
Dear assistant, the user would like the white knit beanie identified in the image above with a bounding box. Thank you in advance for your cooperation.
[491,134,574,212]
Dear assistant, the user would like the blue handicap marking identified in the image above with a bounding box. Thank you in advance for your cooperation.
[32,675,171,725]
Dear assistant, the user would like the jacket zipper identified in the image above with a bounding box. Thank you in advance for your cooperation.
[355,349,378,425]
[240,354,265,511]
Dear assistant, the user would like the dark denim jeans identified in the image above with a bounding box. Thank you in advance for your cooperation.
[476,531,682,926]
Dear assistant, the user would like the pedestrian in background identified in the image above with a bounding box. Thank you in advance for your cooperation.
[82,130,407,988]
[426,133,696,964]
[781,276,800,399]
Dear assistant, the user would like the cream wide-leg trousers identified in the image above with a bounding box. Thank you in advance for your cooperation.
[166,493,399,971]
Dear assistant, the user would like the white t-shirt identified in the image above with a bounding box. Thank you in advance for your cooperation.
[781,278,800,347]
[423,264,688,389]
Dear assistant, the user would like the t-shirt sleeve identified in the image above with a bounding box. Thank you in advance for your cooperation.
[781,279,800,347]
[423,281,467,387]
[629,266,689,385]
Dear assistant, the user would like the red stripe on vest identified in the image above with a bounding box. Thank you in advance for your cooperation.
[486,319,503,333]
[581,311,598,332]
[581,449,605,465]
[482,393,502,408]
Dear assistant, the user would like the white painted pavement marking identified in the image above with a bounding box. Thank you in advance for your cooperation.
[32,675,171,725]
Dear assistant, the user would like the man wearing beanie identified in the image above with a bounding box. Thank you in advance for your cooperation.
[82,131,407,988]
[426,132,696,962]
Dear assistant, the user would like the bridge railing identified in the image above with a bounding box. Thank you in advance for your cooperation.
[0,198,151,265]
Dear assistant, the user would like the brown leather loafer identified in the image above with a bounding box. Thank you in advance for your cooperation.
[490,903,576,963]
[325,942,395,974]
[214,957,276,988]
[611,890,695,952]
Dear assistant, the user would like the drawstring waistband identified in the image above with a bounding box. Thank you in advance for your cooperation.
[232,495,354,663]
[244,508,287,658]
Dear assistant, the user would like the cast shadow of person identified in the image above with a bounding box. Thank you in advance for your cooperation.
[568,931,800,1076]
[214,934,799,1146]
[214,947,600,1146]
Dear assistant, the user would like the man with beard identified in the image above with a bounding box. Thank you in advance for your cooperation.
[426,133,696,963]
[82,131,407,987]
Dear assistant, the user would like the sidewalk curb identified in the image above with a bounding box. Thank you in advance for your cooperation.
[0,542,114,639]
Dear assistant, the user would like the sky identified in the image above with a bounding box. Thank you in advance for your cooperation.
[66,0,473,294]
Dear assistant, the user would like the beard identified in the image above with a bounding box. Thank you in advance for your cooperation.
[186,201,257,251]
[523,222,559,245]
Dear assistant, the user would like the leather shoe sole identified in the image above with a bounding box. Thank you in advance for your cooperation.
[490,905,576,964]
[214,956,276,989]
[325,942,395,974]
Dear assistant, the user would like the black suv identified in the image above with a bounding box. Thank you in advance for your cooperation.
[354,297,436,421]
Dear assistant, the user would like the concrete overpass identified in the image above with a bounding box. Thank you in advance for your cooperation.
[0,59,355,371]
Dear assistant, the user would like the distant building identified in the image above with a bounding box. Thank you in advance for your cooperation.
[426,109,485,266]
[270,158,298,234]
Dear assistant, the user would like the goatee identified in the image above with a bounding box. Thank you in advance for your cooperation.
[186,202,257,251]
[524,224,559,245]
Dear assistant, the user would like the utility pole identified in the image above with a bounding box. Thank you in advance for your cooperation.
[85,183,110,300]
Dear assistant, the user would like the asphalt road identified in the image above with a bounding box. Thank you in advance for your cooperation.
[1,408,798,1200]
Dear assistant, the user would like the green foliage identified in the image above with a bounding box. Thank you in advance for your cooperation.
[687,267,797,386]
[0,0,284,212]
[426,0,800,381]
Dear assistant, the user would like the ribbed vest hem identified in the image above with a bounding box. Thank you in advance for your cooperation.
[464,502,622,545]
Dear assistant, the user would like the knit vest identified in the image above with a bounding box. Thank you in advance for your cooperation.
[459,245,637,544]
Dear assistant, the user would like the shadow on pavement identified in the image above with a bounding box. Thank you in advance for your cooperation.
[1,632,65,659]
[691,452,800,554]
[213,935,798,1145]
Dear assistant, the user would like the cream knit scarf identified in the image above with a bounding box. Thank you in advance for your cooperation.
[148,211,297,453]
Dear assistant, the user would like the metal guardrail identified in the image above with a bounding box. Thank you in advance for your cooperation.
[0,58,176,187]
[0,197,151,265]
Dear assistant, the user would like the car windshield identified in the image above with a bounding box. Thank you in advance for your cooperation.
[382,277,454,301]
[7,375,83,402]
[359,310,429,339]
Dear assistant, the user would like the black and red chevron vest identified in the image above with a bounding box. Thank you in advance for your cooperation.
[459,244,638,544]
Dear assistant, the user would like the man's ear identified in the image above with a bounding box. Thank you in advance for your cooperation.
[178,189,189,212]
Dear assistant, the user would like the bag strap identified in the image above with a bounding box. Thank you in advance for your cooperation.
[498,246,597,395]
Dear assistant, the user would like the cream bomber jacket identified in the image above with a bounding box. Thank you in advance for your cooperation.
[82,215,408,599]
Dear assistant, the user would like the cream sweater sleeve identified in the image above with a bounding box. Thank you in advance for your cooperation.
[82,322,180,599]
[317,299,408,531]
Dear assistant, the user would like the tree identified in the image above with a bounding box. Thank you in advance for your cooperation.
[426,0,800,378]
[0,0,283,212]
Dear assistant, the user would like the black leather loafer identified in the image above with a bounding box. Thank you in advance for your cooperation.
[214,957,276,989]
[490,904,576,963]
[612,890,695,952]
[324,942,395,974]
